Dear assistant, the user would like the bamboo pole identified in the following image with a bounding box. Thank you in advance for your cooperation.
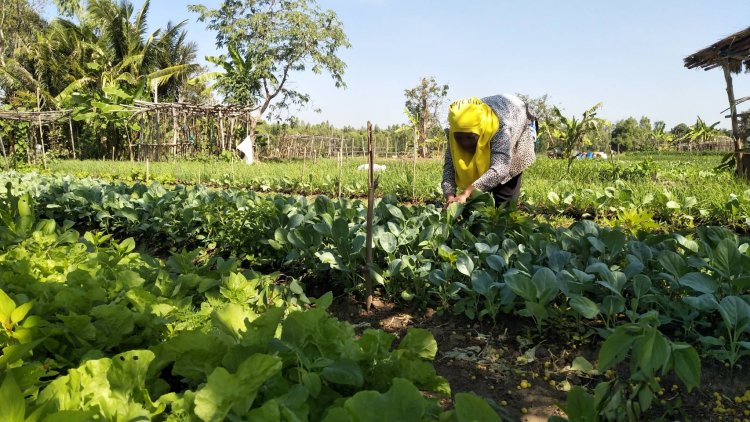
[0,132,8,169]
[155,110,162,160]
[363,122,375,312]
[412,130,418,202]
[126,124,133,162]
[302,144,307,181]
[68,117,76,159]
[172,106,179,161]
[219,112,225,153]
[36,88,47,169]
[338,136,343,198]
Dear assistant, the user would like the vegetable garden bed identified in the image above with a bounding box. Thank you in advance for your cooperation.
[2,171,750,421]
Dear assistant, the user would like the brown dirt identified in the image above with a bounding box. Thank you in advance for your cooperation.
[328,294,750,422]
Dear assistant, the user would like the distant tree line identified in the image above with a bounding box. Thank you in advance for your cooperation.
[0,0,350,164]
[0,1,733,164]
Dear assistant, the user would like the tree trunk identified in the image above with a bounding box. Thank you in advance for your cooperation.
[736,150,750,181]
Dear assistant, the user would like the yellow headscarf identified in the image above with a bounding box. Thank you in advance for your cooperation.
[448,97,500,191]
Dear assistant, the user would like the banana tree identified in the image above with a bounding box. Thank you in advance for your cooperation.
[682,117,722,152]
[652,124,675,151]
[550,103,607,173]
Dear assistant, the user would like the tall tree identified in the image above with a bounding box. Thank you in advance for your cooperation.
[404,76,448,157]
[0,0,46,103]
[53,0,84,17]
[670,123,690,139]
[150,21,200,102]
[515,93,557,152]
[636,116,663,150]
[611,117,639,152]
[189,0,351,162]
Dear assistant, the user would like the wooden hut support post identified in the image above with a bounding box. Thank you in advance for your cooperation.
[723,64,741,152]
[724,64,750,179]
[684,26,750,179]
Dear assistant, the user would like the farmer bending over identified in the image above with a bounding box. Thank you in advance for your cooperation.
[442,95,537,207]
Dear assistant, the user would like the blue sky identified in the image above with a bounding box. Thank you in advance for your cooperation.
[60,1,750,129]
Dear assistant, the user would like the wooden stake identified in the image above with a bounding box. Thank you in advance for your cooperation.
[36,88,47,169]
[0,132,8,169]
[412,130,418,202]
[338,136,343,198]
[363,122,375,312]
[302,144,307,181]
[219,111,225,152]
[172,105,178,161]
[68,117,76,159]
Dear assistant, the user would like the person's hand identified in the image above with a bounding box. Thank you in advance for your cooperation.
[444,194,456,209]
[445,192,469,208]
[453,191,471,204]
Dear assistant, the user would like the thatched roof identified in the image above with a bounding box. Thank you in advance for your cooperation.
[684,26,750,72]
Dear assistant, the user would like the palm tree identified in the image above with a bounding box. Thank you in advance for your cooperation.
[1,0,201,158]
[81,0,197,102]
[150,21,200,103]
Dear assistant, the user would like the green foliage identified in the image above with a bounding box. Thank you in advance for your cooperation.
[403,76,449,157]
[0,0,201,160]
[4,169,750,420]
[0,186,501,420]
[189,0,350,116]
[682,117,723,151]
[556,315,701,422]
[550,103,608,172]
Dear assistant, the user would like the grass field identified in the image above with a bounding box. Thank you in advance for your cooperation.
[44,151,750,229]
[6,151,750,421]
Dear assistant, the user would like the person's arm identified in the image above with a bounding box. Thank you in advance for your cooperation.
[441,134,457,200]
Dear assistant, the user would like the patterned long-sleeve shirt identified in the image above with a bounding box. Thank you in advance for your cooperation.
[441,94,536,197]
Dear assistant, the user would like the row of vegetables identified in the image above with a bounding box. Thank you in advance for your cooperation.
[48,156,750,230]
[2,171,750,420]
[0,187,505,421]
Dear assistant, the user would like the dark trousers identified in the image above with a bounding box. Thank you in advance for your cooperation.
[490,173,522,208]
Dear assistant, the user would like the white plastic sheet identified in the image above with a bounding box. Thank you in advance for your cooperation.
[237,136,254,164]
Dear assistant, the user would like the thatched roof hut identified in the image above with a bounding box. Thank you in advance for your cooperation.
[684,26,750,151]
